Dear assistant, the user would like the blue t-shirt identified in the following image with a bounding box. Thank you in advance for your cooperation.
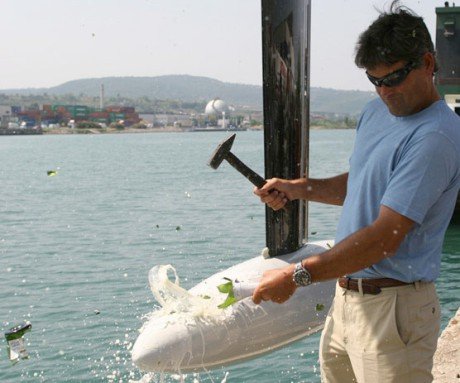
[335,98,460,282]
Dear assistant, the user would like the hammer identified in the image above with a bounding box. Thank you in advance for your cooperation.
[208,134,266,188]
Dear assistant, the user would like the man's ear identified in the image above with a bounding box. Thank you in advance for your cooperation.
[423,52,436,75]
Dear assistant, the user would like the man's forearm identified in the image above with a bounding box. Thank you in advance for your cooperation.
[254,173,348,211]
[300,173,348,206]
[302,205,414,281]
[302,224,390,281]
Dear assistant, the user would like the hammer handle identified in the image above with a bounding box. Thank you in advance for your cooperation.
[226,152,266,188]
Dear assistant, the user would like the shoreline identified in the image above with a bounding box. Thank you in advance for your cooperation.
[43,126,186,135]
[38,125,353,135]
[0,125,356,136]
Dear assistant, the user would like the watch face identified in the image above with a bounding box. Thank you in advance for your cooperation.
[294,263,311,286]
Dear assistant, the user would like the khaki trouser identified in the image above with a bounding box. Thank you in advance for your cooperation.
[319,281,440,383]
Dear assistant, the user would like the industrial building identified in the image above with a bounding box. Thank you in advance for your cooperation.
[0,104,141,130]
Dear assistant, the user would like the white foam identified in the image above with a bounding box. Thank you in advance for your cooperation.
[146,265,224,320]
[134,266,241,377]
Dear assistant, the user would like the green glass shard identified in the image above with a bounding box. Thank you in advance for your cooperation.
[316,303,325,311]
[218,295,237,309]
[216,278,238,308]
[217,281,233,294]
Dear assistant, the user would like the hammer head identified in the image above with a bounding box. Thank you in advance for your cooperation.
[208,134,236,169]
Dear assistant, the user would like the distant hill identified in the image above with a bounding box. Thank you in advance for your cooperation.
[311,87,376,115]
[0,75,376,115]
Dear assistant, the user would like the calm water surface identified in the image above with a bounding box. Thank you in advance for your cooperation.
[0,130,458,382]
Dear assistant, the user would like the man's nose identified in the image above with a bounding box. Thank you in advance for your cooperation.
[378,84,394,96]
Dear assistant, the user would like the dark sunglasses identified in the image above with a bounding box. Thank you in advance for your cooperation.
[366,61,417,88]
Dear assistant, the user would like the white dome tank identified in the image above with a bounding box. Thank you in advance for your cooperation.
[205,98,229,116]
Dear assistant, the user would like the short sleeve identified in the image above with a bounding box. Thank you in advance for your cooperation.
[380,132,458,224]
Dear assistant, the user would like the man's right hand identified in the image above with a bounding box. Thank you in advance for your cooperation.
[253,178,298,211]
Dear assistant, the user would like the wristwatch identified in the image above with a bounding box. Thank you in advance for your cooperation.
[293,261,312,287]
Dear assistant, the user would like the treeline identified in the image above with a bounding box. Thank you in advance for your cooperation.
[311,115,358,129]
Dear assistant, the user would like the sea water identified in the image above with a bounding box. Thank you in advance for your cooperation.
[0,130,458,382]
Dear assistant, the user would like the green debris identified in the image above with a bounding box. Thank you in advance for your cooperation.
[201,295,211,300]
[217,278,233,294]
[316,303,325,311]
[218,295,237,309]
[175,226,181,231]
[4,322,31,342]
[217,277,237,309]
[4,321,32,363]
[47,170,57,176]
[311,231,317,235]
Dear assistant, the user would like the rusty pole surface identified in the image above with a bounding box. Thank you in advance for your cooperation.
[261,0,311,256]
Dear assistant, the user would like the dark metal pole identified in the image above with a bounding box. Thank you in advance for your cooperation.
[261,0,311,256]
[435,4,460,99]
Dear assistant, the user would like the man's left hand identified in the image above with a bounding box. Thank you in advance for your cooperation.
[252,264,297,304]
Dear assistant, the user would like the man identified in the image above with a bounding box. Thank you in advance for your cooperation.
[252,2,460,383]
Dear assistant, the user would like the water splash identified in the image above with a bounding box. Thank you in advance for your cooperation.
[131,266,238,381]
[144,265,223,324]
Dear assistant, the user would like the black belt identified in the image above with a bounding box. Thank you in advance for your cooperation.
[338,277,412,295]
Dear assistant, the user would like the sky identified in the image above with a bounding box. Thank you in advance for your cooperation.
[0,0,445,92]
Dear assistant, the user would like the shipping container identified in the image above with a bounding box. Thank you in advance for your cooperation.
[89,112,110,118]
[92,118,108,123]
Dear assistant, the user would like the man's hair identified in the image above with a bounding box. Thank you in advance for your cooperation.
[354,0,438,72]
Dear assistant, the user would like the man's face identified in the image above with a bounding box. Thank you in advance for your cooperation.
[366,59,433,117]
